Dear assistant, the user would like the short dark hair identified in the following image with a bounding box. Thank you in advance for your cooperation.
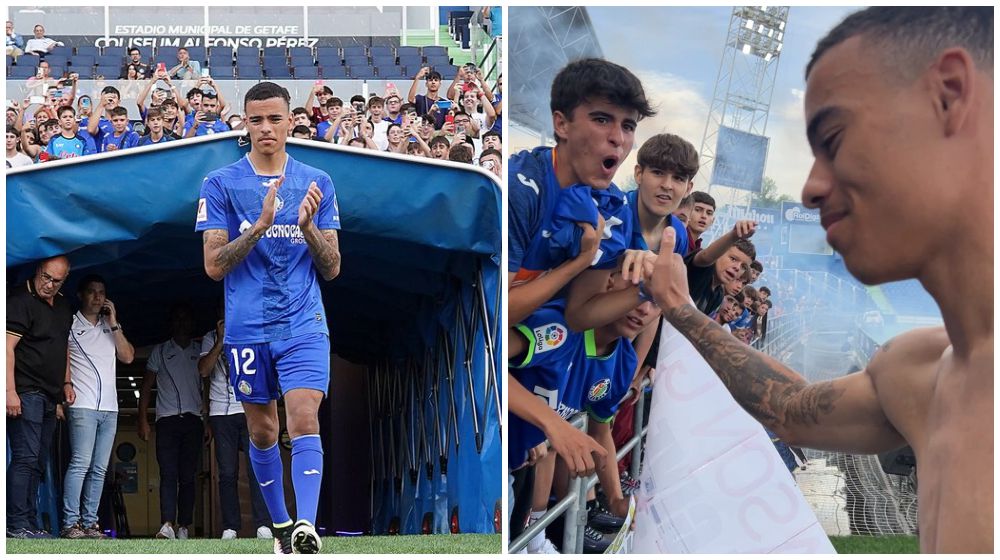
[160,98,178,109]
[109,106,128,118]
[350,95,366,105]
[426,70,442,81]
[482,129,501,142]
[291,125,312,137]
[386,123,401,135]
[550,58,655,141]
[734,239,757,262]
[76,274,105,294]
[400,103,416,115]
[244,81,291,110]
[128,47,140,55]
[742,286,759,301]
[146,106,163,120]
[480,147,501,160]
[428,135,450,149]
[677,195,694,209]
[448,143,473,164]
[186,88,202,100]
[101,86,121,99]
[56,105,75,117]
[759,286,771,296]
[636,133,699,180]
[691,191,716,210]
[319,86,333,96]
[806,7,993,81]
[750,261,763,273]
[201,91,218,100]
[347,137,365,147]
[367,96,384,108]
[291,107,309,116]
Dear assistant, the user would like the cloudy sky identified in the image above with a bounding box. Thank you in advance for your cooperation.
[508,6,859,201]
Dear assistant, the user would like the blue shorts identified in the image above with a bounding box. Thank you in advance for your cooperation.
[225,333,330,404]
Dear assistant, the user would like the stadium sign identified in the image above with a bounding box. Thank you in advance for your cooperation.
[51,34,330,50]
[710,125,770,193]
[781,202,821,225]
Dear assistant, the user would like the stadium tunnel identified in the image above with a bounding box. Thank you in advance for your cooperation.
[6,132,502,537]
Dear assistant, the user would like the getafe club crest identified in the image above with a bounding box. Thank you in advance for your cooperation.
[588,379,611,402]
[238,380,253,395]
[263,179,284,211]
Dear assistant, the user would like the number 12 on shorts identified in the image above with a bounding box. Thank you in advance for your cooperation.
[231,347,257,375]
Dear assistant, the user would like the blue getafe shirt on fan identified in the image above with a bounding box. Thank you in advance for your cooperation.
[195,154,341,345]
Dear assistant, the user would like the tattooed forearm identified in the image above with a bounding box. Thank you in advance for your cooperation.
[203,228,265,280]
[663,303,843,433]
[303,226,341,281]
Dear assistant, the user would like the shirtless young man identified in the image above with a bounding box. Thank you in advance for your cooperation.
[646,7,992,553]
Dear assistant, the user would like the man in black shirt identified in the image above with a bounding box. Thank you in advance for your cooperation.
[121,47,150,80]
[6,255,75,538]
[684,239,755,315]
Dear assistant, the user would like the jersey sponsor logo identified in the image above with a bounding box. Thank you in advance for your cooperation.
[263,224,306,244]
[588,378,611,402]
[274,194,285,212]
[556,401,580,419]
[533,323,567,354]
[238,380,252,395]
[197,198,207,222]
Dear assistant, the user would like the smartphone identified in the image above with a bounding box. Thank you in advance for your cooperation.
[201,68,210,78]
[445,113,454,126]
[457,124,465,135]
[99,305,110,317]
[29,96,45,105]
[157,62,166,73]
[435,99,453,111]
[36,68,44,78]
[53,90,63,99]
[203,112,219,122]
[81,97,91,108]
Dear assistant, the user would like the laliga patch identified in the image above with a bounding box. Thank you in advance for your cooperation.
[588,378,611,402]
[196,198,207,222]
[238,380,253,396]
[533,323,567,354]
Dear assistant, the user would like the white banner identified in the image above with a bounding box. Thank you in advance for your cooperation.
[632,318,836,553]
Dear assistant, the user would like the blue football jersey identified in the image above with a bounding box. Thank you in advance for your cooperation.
[578,330,638,423]
[625,189,688,256]
[195,154,341,345]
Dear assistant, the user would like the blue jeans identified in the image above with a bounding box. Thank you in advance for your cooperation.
[62,407,118,527]
[6,391,57,531]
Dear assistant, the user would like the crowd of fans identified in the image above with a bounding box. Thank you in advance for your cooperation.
[507,59,777,554]
[6,22,502,178]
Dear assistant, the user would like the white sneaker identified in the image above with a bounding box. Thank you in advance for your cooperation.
[529,538,561,554]
[257,525,273,539]
[222,528,238,540]
[290,520,321,554]
[177,526,189,540]
[155,523,175,539]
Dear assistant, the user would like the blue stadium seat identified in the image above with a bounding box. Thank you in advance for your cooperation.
[156,46,179,62]
[371,55,396,67]
[94,65,119,79]
[348,65,375,79]
[435,64,459,80]
[236,66,263,79]
[263,47,286,58]
[186,46,207,62]
[321,66,347,79]
[289,55,314,67]
[425,54,451,67]
[208,46,232,58]
[293,66,320,79]
[316,54,341,68]
[5,55,12,67]
[398,55,423,70]
[236,46,260,62]
[74,45,100,57]
[422,46,448,57]
[369,46,393,57]
[343,55,368,67]
[396,46,419,57]
[19,53,40,65]
[47,66,65,78]
[208,54,233,68]
[9,65,35,78]
[211,67,235,79]
[264,66,292,79]
[97,54,122,67]
[289,47,312,58]
[70,54,95,67]
[375,65,406,79]
[262,55,286,68]
[44,55,69,68]
[315,46,339,58]
[49,45,72,58]
[342,45,366,58]
[67,66,95,79]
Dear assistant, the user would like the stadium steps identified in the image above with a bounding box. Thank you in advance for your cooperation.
[403,25,472,68]
[864,286,895,315]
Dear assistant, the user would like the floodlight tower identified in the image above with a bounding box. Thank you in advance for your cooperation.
[697,6,789,204]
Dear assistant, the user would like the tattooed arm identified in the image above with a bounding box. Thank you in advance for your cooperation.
[202,175,282,281]
[647,227,904,454]
[298,180,341,281]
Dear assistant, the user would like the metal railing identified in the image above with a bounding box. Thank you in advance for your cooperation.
[509,377,650,554]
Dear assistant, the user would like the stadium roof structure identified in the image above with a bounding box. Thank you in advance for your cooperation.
[509,6,603,137]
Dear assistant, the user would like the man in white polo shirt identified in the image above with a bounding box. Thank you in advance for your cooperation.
[137,303,202,540]
[198,302,272,540]
[61,275,135,539]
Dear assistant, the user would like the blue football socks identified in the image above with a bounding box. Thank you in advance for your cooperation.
[290,434,324,525]
[249,440,292,526]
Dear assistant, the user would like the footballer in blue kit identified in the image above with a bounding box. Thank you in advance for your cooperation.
[196,82,341,554]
